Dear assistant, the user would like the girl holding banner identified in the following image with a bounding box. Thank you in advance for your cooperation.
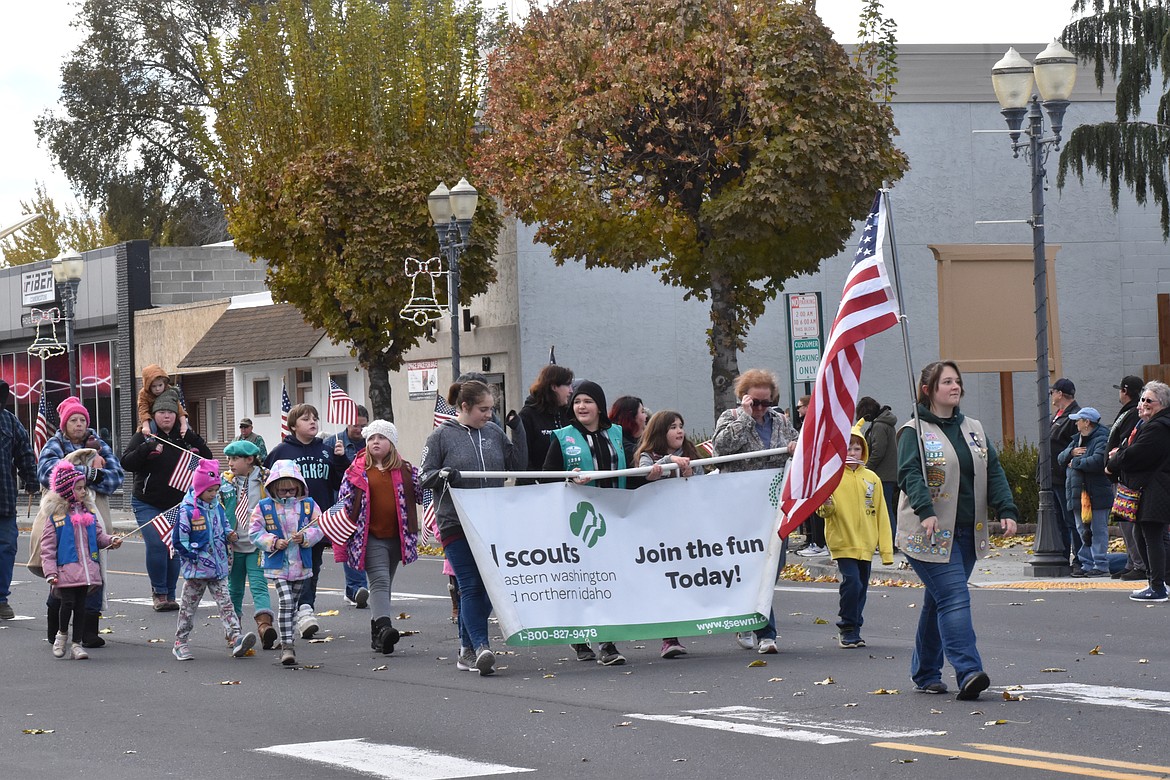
[419,380,527,677]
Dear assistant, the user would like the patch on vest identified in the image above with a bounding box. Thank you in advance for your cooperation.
[923,432,946,497]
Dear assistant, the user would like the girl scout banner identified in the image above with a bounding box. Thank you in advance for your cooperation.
[449,468,784,646]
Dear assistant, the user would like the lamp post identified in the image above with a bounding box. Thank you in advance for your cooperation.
[427,178,479,380]
[991,41,1078,577]
[51,248,85,397]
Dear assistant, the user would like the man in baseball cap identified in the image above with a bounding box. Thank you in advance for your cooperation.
[1048,377,1081,574]
[1114,375,1143,402]
[234,418,267,461]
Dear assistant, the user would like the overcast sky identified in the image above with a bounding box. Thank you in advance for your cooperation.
[0,0,1077,257]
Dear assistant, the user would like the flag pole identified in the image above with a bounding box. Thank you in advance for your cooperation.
[881,188,929,488]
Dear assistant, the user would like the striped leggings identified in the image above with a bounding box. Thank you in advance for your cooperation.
[273,579,305,647]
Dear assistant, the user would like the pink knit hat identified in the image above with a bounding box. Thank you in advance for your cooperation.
[56,396,89,428]
[50,461,86,498]
[191,458,221,496]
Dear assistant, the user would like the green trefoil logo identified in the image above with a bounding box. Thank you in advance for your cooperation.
[569,501,606,548]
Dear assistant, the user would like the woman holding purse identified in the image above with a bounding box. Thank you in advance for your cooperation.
[1107,381,1170,602]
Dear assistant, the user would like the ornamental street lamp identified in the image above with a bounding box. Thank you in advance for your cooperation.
[991,41,1078,577]
[427,178,479,380]
[51,248,85,397]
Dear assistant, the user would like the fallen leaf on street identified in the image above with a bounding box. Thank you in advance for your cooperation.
[614,721,632,728]
[399,630,419,637]
[1002,691,1026,702]
[814,677,835,686]
[22,729,54,734]
[1040,667,1067,673]
[930,709,943,714]
[98,628,113,634]
[397,613,410,620]
[147,638,165,643]
[543,674,556,679]
[124,750,136,754]
[891,758,917,763]
[687,690,706,694]
[843,703,858,708]
[219,680,241,685]
[673,758,687,762]
[870,688,899,695]
[372,665,387,671]
[299,664,321,669]
[813,618,829,625]
[530,709,544,713]
[317,610,339,617]
[768,677,784,682]
[308,636,334,643]
[748,660,767,667]
[1089,645,1102,655]
[1139,659,1149,664]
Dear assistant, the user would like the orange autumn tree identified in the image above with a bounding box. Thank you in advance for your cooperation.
[474,0,908,418]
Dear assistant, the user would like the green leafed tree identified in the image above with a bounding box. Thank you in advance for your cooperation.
[1059,0,1170,237]
[198,0,501,421]
[472,0,909,418]
[1,182,117,267]
[35,0,245,245]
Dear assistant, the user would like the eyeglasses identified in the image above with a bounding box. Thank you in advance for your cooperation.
[1139,397,1160,405]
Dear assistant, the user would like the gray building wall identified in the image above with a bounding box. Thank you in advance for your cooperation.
[512,44,1168,446]
[150,246,269,305]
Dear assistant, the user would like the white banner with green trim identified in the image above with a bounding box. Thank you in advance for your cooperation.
[449,468,784,646]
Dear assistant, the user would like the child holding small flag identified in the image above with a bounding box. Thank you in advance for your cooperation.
[335,420,420,655]
[172,459,258,661]
[222,440,277,650]
[38,462,122,659]
[815,422,893,649]
[249,460,324,666]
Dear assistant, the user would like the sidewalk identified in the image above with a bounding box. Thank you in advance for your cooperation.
[790,536,1140,591]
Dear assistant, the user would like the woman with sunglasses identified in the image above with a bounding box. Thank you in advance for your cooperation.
[711,368,798,655]
[1107,381,1170,602]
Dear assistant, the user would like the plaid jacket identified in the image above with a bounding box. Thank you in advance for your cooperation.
[0,409,38,516]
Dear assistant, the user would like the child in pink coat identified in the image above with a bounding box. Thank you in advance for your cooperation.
[40,462,122,659]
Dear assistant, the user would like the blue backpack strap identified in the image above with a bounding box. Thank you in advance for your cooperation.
[297,499,314,568]
[258,497,286,570]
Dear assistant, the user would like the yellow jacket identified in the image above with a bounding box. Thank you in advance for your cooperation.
[816,422,894,564]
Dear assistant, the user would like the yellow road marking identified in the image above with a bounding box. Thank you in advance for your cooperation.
[965,743,1170,773]
[872,742,1164,779]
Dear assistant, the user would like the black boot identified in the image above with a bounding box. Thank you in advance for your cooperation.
[373,616,400,655]
[81,611,105,648]
[46,603,59,643]
[369,619,379,651]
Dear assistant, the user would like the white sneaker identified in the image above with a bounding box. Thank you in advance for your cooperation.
[796,545,826,557]
[52,632,67,658]
[296,605,319,639]
[757,638,778,654]
[735,631,756,650]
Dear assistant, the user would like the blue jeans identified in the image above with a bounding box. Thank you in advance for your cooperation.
[905,525,982,688]
[1076,508,1110,572]
[754,537,788,641]
[343,562,368,601]
[445,538,493,651]
[836,557,872,633]
[0,516,17,603]
[132,498,179,598]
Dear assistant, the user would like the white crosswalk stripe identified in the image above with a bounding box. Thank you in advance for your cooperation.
[255,739,533,779]
[628,705,945,745]
[1017,683,1170,713]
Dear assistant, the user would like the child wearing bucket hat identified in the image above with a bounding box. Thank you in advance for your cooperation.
[221,440,277,649]
[172,458,258,661]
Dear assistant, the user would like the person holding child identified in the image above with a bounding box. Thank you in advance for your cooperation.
[637,409,704,659]
[121,390,213,611]
[337,420,420,655]
[817,422,893,649]
[136,365,188,436]
[221,440,277,649]
[38,461,122,659]
[172,459,258,661]
[250,460,325,666]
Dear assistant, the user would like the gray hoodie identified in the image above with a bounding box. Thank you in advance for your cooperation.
[419,417,527,540]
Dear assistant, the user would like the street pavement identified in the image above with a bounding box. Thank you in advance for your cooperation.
[3,509,1168,780]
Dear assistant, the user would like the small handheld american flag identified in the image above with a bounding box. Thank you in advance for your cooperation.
[318,498,358,546]
[168,449,200,492]
[280,379,292,437]
[150,505,180,557]
[327,379,358,426]
[421,392,459,538]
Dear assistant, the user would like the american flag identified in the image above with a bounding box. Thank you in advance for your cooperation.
[695,439,714,458]
[33,393,53,455]
[778,192,900,539]
[168,449,200,492]
[421,392,459,537]
[234,488,251,528]
[280,379,291,437]
[150,505,180,556]
[327,379,358,426]
[318,498,358,546]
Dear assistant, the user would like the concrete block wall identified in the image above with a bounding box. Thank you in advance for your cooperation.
[150,247,269,305]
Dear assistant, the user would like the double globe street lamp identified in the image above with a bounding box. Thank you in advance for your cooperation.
[427,178,479,380]
[51,248,85,397]
[991,41,1078,576]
